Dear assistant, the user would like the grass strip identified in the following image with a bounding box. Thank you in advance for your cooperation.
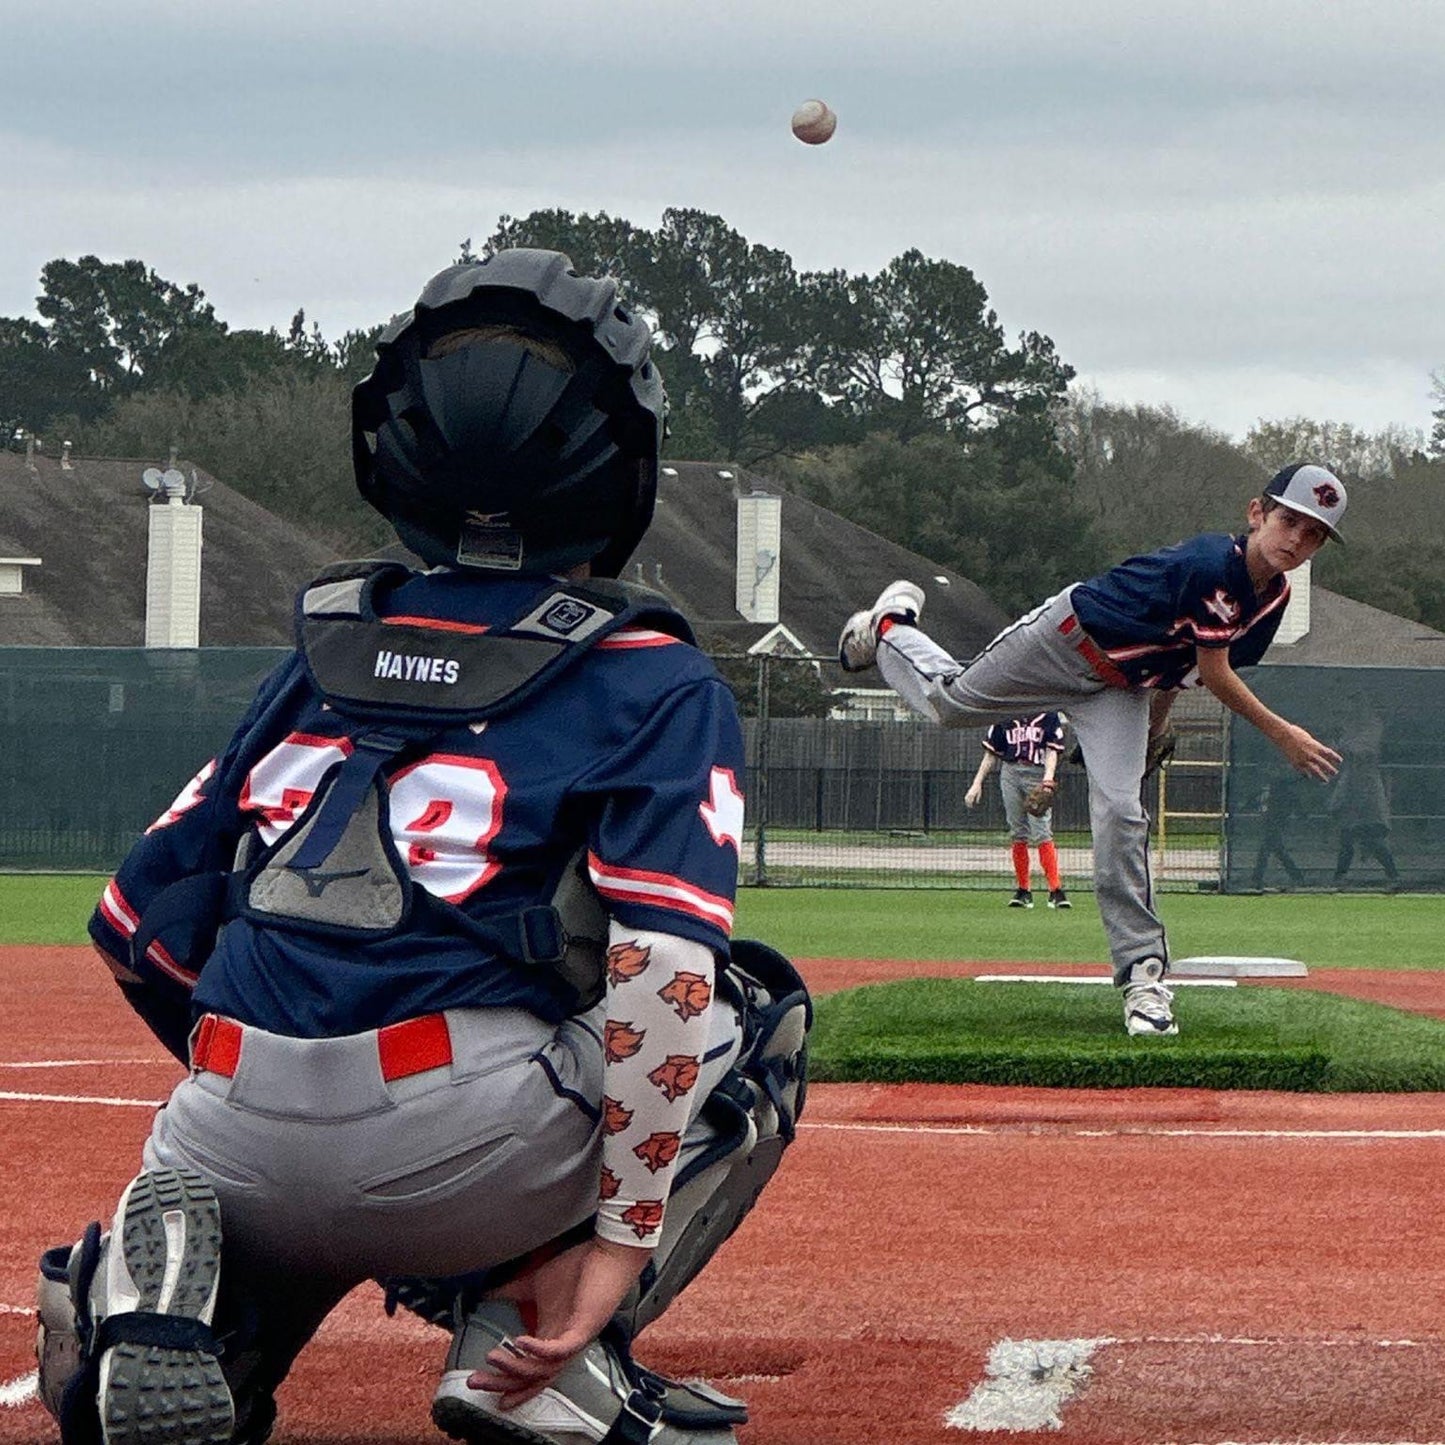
[809,978,1445,1092]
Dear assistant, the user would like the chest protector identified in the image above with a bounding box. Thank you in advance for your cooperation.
[133,561,694,1017]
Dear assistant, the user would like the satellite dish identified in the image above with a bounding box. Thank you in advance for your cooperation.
[161,468,187,496]
[142,467,164,495]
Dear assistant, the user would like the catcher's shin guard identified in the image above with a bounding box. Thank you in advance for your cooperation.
[36,1226,103,1443]
[433,1299,746,1445]
[615,939,811,1339]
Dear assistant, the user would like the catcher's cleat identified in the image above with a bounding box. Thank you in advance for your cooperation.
[1007,888,1034,909]
[837,581,925,673]
[432,1299,744,1445]
[1123,959,1177,1037]
[1047,889,1071,910]
[95,1168,232,1445]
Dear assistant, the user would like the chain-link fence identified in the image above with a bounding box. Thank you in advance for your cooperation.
[2,648,1439,895]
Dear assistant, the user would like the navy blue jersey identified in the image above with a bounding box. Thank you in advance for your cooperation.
[1069,532,1289,689]
[91,570,746,1038]
[983,712,1065,766]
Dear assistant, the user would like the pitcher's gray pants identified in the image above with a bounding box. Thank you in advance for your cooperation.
[141,997,743,1430]
[879,588,1165,981]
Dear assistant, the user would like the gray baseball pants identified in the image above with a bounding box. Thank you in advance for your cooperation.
[879,587,1164,980]
[999,761,1053,844]
[140,997,744,1425]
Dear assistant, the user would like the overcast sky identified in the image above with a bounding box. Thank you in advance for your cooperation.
[6,0,1442,442]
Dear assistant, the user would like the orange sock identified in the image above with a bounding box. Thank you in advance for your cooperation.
[1012,840,1032,890]
[1038,841,1061,891]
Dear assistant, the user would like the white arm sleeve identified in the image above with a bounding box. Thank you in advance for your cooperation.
[595,922,717,1248]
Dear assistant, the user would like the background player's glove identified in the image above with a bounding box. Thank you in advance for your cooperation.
[1023,779,1057,817]
[1142,727,1178,780]
[837,581,925,673]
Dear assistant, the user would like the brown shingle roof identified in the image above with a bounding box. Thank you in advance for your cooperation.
[0,451,338,645]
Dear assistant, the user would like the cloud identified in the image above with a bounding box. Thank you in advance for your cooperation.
[3,0,1442,438]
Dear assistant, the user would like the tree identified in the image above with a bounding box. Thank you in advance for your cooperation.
[36,256,224,393]
[483,210,1074,465]
[1060,391,1262,556]
[811,250,1075,441]
[65,369,388,556]
[780,424,1104,615]
[485,208,817,463]
[1244,416,1425,481]
[0,316,104,437]
[1429,370,1445,459]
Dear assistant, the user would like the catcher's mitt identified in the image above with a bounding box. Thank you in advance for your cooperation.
[1142,727,1178,780]
[1023,779,1058,817]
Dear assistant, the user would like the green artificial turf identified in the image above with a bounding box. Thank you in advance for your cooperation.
[736,886,1444,971]
[809,977,1445,1092]
[0,874,107,943]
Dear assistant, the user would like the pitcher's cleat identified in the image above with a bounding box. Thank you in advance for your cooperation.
[1123,958,1178,1037]
[1047,889,1071,909]
[837,581,925,673]
[432,1298,743,1445]
[1007,888,1034,909]
[96,1168,233,1445]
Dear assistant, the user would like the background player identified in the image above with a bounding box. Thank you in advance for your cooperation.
[965,712,1071,909]
[839,463,1346,1037]
[35,251,808,1445]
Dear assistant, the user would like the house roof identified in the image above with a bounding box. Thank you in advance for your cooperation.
[0,450,338,646]
[1261,585,1445,669]
[628,461,1011,663]
[5,448,1440,671]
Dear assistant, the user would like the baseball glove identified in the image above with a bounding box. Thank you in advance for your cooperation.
[1023,779,1058,817]
[1142,727,1178,780]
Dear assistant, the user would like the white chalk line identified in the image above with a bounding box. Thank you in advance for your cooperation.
[0,1090,163,1108]
[2,1095,1440,1137]
[800,1120,1445,1141]
[0,1371,38,1408]
[0,1058,164,1069]
[946,1335,1445,1435]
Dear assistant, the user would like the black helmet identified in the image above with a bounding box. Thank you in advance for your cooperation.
[352,249,665,576]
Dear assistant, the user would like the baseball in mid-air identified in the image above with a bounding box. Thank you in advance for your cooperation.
[791,99,837,145]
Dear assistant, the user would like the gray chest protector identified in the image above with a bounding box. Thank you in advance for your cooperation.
[133,561,694,1018]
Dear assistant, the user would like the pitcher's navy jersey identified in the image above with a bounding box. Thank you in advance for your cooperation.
[983,712,1065,766]
[1069,532,1289,689]
[90,570,745,1039]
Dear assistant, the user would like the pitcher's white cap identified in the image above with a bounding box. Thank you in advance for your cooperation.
[1264,462,1346,542]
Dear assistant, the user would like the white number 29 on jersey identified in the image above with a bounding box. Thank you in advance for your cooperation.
[237,734,507,903]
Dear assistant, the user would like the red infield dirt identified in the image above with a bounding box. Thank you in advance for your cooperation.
[2,946,1443,1445]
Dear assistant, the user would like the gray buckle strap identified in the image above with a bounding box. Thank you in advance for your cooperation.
[600,1385,664,1444]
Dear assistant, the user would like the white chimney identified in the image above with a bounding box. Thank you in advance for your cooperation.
[735,490,781,624]
[145,494,203,647]
[1272,558,1311,645]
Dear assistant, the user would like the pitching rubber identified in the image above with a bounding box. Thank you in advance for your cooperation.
[97,1168,233,1445]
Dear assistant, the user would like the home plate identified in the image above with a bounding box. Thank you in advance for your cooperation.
[1171,955,1309,978]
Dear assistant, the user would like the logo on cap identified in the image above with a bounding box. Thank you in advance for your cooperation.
[1313,481,1341,510]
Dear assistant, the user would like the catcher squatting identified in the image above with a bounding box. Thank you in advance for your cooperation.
[35,252,811,1445]
[840,460,1348,1038]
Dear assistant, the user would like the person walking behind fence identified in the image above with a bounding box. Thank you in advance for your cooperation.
[1249,769,1309,892]
[1328,694,1401,892]
[965,712,1071,910]
[838,463,1347,1038]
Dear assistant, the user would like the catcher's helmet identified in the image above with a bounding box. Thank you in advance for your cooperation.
[352,249,665,576]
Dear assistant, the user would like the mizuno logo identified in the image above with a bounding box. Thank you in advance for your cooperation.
[289,865,371,898]
[374,650,460,684]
